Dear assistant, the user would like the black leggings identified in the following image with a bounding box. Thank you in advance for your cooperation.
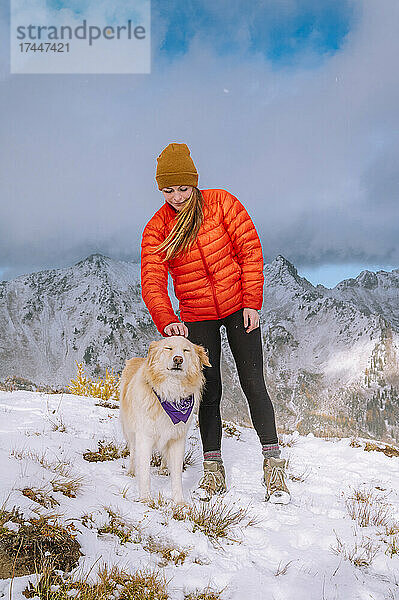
[184,308,279,453]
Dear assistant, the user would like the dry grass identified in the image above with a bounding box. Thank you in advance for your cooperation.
[82,505,190,566]
[184,584,226,600]
[222,421,241,439]
[23,561,169,600]
[143,535,189,566]
[10,447,75,478]
[144,493,187,521]
[279,433,299,448]
[363,441,399,458]
[383,532,399,558]
[383,522,399,536]
[80,511,96,529]
[343,485,393,528]
[94,399,119,409]
[349,437,399,457]
[0,508,82,579]
[0,503,25,527]
[150,447,198,473]
[49,413,68,432]
[143,492,259,543]
[333,480,399,568]
[83,439,129,462]
[183,445,199,470]
[50,474,85,498]
[189,499,259,542]
[297,412,359,441]
[44,457,75,478]
[152,445,200,472]
[10,448,85,498]
[96,506,143,545]
[349,436,362,448]
[330,529,380,567]
[21,485,60,508]
[9,447,26,461]
[288,469,310,483]
[376,521,399,558]
[117,484,132,499]
[150,450,165,469]
[274,559,296,576]
[287,462,311,483]
[281,455,310,483]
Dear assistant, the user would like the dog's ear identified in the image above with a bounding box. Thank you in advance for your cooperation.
[147,341,158,354]
[147,341,159,364]
[194,344,211,367]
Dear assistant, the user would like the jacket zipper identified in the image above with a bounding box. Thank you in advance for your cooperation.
[196,237,222,318]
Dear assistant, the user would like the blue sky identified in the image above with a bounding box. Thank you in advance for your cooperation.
[0,0,398,287]
[299,263,398,289]
[157,1,354,65]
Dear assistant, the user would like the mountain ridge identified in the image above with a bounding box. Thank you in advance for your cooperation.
[0,253,398,442]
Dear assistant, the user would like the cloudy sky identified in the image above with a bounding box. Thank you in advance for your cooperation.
[0,0,398,288]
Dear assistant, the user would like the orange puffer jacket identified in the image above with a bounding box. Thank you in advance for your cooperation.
[141,188,264,336]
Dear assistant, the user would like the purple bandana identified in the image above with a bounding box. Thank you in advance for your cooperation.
[152,387,194,424]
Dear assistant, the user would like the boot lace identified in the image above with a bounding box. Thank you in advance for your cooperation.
[269,464,286,492]
[199,469,224,493]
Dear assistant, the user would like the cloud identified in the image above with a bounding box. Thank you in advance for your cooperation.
[0,0,398,281]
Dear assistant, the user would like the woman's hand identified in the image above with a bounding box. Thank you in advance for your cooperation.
[243,308,260,333]
[164,322,189,337]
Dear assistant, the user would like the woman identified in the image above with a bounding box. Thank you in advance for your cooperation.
[141,142,290,504]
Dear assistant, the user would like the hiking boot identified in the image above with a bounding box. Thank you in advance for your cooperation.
[192,460,227,502]
[263,457,290,504]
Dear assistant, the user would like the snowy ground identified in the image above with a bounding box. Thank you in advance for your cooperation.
[0,390,398,600]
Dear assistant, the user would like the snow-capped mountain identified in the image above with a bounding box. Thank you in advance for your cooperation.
[0,253,398,442]
[0,254,153,387]
[255,257,399,444]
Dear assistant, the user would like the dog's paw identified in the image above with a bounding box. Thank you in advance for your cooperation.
[172,498,187,507]
[170,491,186,505]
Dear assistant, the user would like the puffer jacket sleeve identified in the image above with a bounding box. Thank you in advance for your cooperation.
[141,222,179,336]
[220,190,264,310]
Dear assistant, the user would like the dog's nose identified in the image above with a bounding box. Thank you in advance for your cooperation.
[173,355,183,365]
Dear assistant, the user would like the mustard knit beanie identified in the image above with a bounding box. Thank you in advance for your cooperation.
[155,143,199,190]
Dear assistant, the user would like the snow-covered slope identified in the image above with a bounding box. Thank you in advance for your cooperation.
[1,390,398,600]
[251,257,399,443]
[0,254,398,442]
[0,254,153,386]
[327,268,399,330]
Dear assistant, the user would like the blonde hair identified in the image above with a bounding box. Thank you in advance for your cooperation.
[155,187,204,262]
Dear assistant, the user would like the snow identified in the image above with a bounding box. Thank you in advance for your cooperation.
[1,390,398,600]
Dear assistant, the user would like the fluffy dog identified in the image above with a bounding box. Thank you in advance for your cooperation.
[119,335,211,504]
